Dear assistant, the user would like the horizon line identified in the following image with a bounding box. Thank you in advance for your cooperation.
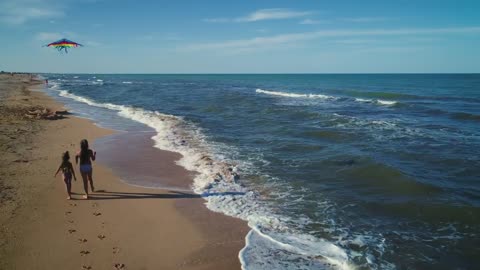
[15,72,480,75]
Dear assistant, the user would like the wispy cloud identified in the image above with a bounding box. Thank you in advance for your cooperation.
[341,17,390,23]
[0,0,65,25]
[255,28,269,33]
[357,46,424,53]
[334,39,377,44]
[236,8,312,22]
[299,19,328,25]
[36,32,63,42]
[204,8,312,23]
[182,26,480,52]
[203,18,229,23]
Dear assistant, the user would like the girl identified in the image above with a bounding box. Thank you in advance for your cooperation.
[75,139,96,199]
[54,151,77,200]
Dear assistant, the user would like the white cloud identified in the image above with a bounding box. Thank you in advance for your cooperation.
[236,8,312,22]
[299,19,328,25]
[182,26,480,52]
[341,17,389,23]
[204,8,312,23]
[0,0,65,25]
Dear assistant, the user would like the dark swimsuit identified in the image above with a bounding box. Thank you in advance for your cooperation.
[79,150,93,173]
[62,167,72,182]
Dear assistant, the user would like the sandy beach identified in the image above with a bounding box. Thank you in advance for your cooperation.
[0,74,248,270]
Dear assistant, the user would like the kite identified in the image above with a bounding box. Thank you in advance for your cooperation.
[45,38,83,53]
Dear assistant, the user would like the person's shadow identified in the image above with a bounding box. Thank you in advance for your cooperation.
[85,190,245,200]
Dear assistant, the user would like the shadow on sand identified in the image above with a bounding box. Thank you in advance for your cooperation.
[86,190,246,200]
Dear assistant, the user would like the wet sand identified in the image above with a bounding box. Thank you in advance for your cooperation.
[0,74,248,270]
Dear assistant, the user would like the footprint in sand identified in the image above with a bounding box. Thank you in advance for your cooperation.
[67,220,74,224]
[78,238,88,243]
[70,203,77,207]
[80,250,90,256]
[65,211,72,215]
[112,247,120,254]
[68,229,76,234]
[93,212,101,216]
[92,203,98,208]
[97,234,106,240]
[82,266,92,270]
[114,263,125,269]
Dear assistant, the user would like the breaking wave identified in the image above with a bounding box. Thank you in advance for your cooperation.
[256,89,334,99]
[256,88,398,106]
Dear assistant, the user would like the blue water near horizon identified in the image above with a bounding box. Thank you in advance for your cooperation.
[43,74,480,270]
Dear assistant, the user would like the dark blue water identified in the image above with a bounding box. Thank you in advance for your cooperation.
[45,74,480,270]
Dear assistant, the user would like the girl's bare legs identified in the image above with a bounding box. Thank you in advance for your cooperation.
[64,177,72,199]
[81,172,89,199]
[87,170,95,192]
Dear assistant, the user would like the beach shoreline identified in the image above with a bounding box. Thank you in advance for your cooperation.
[0,74,248,270]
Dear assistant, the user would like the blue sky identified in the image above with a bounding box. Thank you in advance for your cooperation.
[0,0,479,73]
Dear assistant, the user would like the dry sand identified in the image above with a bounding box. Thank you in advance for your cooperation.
[0,74,248,270]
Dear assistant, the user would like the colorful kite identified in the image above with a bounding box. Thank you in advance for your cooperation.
[45,38,83,53]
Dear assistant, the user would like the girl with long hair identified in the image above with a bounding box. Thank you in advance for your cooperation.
[75,139,96,199]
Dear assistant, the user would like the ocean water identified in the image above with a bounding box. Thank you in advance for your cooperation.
[43,74,480,269]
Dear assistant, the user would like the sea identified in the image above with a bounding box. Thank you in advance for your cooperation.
[42,74,480,270]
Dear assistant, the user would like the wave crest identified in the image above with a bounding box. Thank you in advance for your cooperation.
[256,89,334,99]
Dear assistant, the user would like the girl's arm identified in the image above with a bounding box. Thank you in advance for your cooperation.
[54,165,61,177]
[91,149,96,161]
[69,163,77,180]
[75,152,79,164]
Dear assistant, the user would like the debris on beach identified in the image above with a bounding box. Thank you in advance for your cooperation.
[24,107,69,120]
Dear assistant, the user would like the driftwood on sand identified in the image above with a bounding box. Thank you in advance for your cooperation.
[24,107,69,120]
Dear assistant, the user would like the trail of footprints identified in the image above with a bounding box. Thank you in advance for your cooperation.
[66,201,125,269]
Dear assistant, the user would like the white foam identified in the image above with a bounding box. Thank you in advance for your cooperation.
[355,98,373,103]
[122,81,133,84]
[256,89,334,100]
[377,99,397,106]
[356,98,397,106]
[49,81,60,90]
[257,89,398,108]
